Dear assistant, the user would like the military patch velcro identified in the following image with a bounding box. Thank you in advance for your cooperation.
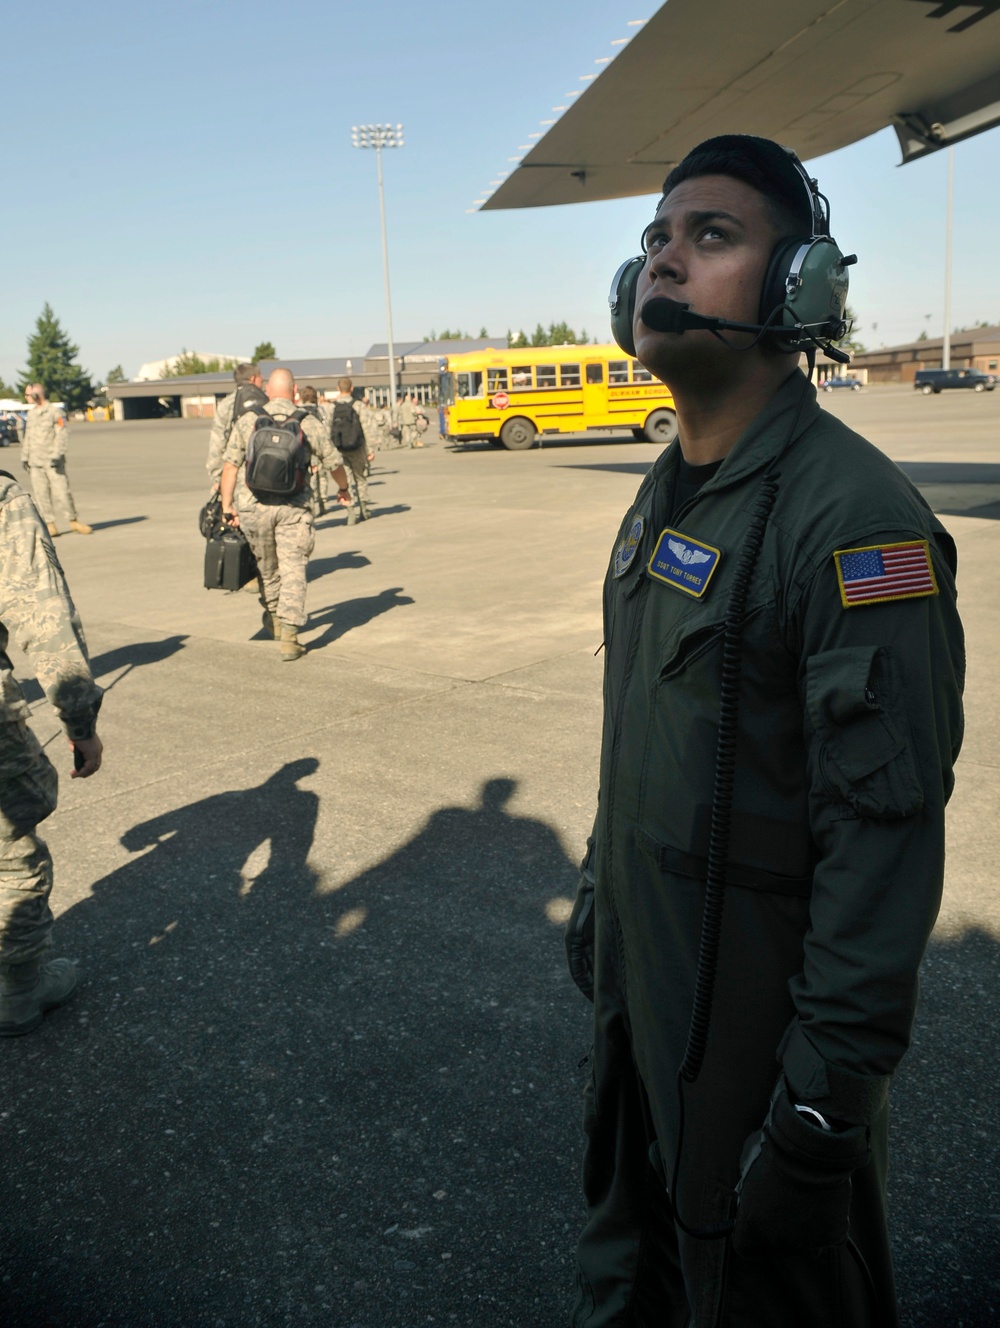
[833,540,937,607]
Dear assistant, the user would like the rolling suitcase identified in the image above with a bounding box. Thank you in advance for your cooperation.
[204,529,257,591]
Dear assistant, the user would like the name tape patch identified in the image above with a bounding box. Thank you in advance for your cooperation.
[647,527,722,597]
[833,539,938,608]
[613,515,645,578]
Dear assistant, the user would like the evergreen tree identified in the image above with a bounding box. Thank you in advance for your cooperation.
[252,341,277,362]
[164,351,238,377]
[477,326,488,338]
[840,305,866,355]
[0,375,23,401]
[106,365,126,383]
[18,304,94,411]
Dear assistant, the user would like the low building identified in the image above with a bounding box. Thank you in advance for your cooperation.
[848,328,1000,384]
[105,339,505,419]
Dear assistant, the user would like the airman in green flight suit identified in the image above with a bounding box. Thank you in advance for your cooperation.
[566,136,965,1327]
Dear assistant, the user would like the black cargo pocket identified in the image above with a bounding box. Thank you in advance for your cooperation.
[806,646,923,820]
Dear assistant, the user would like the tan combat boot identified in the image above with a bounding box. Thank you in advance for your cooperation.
[46,522,59,537]
[70,520,93,535]
[279,622,305,662]
[0,957,78,1036]
[262,608,280,639]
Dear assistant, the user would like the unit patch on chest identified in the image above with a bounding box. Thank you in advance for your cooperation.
[613,515,645,578]
[647,527,722,597]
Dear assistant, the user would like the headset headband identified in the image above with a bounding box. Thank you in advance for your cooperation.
[778,145,828,238]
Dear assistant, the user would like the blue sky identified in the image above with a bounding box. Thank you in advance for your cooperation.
[3,0,998,384]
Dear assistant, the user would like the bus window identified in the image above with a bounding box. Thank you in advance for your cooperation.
[632,361,653,382]
[585,364,604,384]
[511,366,532,389]
[608,361,629,384]
[439,371,455,405]
[457,372,484,398]
[560,364,581,388]
[536,364,557,388]
[488,367,509,393]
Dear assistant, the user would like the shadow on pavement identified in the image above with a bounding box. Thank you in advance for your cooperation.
[304,587,414,650]
[87,516,150,532]
[19,635,189,705]
[889,927,1000,1325]
[306,551,371,583]
[557,461,655,475]
[0,771,587,1327]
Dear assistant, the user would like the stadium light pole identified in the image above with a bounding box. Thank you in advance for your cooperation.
[942,146,953,372]
[351,122,404,409]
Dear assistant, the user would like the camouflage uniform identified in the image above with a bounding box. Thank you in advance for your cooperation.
[398,396,418,449]
[329,394,371,520]
[370,404,391,451]
[310,402,333,511]
[224,399,342,629]
[0,473,102,966]
[21,405,79,527]
[206,392,237,486]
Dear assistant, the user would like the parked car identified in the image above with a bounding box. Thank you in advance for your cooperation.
[0,415,19,446]
[914,368,995,394]
[822,376,862,391]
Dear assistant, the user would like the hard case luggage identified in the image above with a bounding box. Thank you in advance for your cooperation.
[204,529,257,591]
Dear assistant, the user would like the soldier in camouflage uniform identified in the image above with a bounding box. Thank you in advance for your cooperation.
[329,378,373,526]
[398,393,419,448]
[206,363,262,491]
[369,398,392,451]
[298,386,329,516]
[220,368,348,661]
[21,385,92,537]
[0,471,104,1035]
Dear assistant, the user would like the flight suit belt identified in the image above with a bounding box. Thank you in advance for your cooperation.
[637,829,814,897]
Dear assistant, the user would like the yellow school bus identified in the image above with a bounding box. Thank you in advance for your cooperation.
[437,344,677,450]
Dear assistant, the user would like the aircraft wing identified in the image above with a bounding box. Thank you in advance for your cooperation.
[482,0,1000,210]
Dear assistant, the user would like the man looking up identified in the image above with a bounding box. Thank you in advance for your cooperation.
[219,368,349,660]
[21,384,92,536]
[206,362,263,493]
[565,136,964,1326]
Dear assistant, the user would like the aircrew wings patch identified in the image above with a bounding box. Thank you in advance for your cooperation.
[832,540,937,608]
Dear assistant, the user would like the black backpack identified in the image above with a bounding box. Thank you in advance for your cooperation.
[232,382,268,423]
[244,410,311,497]
[330,399,365,451]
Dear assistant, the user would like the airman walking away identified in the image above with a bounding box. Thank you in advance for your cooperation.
[220,368,349,660]
[398,392,419,448]
[206,363,265,492]
[329,378,372,525]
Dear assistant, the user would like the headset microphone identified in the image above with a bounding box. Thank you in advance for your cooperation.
[639,296,768,338]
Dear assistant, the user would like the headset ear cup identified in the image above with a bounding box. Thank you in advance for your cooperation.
[758,236,805,329]
[609,256,643,357]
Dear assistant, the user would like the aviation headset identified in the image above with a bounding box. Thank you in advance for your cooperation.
[608,136,856,360]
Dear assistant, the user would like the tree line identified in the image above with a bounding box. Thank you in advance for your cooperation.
[0,311,280,410]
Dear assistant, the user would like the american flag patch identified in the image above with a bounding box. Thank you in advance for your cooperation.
[833,540,938,608]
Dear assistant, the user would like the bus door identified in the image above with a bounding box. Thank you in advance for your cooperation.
[583,361,605,419]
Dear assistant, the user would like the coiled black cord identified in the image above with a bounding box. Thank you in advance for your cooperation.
[670,470,780,1241]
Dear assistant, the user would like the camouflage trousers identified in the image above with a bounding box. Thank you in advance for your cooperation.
[310,466,329,511]
[0,719,59,964]
[28,462,78,526]
[239,502,315,629]
[401,424,418,448]
[343,448,370,513]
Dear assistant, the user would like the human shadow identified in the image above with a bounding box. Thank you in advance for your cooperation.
[304,586,414,650]
[899,461,1000,522]
[18,635,188,705]
[88,516,150,532]
[313,504,411,530]
[306,550,371,583]
[0,773,589,1327]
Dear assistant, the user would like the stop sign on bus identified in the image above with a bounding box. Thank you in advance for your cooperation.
[492,390,510,410]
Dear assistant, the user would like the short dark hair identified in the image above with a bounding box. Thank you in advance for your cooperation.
[662,135,812,239]
[234,362,259,385]
[338,377,353,393]
[299,385,318,404]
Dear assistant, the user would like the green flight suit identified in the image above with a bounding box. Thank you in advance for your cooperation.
[572,371,965,1327]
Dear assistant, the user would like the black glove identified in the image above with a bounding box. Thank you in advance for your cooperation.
[565,872,595,1002]
[733,1080,870,1257]
[50,456,66,474]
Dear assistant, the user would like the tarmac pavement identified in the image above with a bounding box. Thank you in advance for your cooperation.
[0,390,997,1326]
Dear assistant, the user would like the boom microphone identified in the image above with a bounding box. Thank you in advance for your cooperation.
[639,297,764,336]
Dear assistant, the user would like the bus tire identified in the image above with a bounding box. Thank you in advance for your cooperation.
[631,428,646,440]
[500,417,536,450]
[643,409,678,444]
